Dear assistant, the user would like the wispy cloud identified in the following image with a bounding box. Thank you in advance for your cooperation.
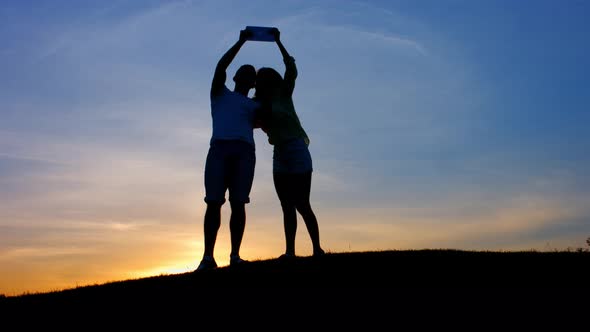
[34,0,197,63]
[0,246,99,260]
[322,192,590,252]
[271,5,427,55]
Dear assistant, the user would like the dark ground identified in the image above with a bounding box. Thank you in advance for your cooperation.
[2,249,588,328]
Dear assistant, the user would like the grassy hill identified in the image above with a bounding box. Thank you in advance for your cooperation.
[2,249,588,327]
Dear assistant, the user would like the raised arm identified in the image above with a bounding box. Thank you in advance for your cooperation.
[210,30,250,98]
[271,28,297,96]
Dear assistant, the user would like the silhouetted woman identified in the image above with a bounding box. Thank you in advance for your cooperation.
[254,28,325,258]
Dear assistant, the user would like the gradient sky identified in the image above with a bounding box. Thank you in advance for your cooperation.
[1,0,589,296]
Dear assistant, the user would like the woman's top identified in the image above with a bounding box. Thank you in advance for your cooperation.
[265,56,310,147]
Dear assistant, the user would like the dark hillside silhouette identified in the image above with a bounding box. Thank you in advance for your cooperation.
[4,249,589,297]
[2,249,588,329]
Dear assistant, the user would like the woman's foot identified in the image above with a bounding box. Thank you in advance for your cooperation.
[278,253,296,260]
[230,254,248,266]
[313,248,325,257]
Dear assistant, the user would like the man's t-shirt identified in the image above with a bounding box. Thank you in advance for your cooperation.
[210,86,259,148]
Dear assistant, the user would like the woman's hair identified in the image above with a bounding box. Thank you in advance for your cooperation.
[254,67,283,99]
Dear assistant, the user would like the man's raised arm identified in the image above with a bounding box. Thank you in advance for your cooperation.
[211,30,250,98]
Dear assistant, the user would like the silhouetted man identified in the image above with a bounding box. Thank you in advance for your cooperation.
[197,29,261,271]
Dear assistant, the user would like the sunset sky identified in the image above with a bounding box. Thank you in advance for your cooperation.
[1,0,589,296]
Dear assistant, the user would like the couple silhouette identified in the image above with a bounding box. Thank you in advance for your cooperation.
[197,28,325,271]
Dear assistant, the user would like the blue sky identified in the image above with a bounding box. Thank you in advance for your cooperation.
[1,0,589,295]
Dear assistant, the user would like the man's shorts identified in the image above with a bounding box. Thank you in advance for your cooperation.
[204,140,256,205]
[273,138,313,174]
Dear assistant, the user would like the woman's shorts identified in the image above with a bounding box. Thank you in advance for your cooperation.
[273,138,313,174]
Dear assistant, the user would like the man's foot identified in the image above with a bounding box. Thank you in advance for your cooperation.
[230,254,248,267]
[196,256,217,271]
